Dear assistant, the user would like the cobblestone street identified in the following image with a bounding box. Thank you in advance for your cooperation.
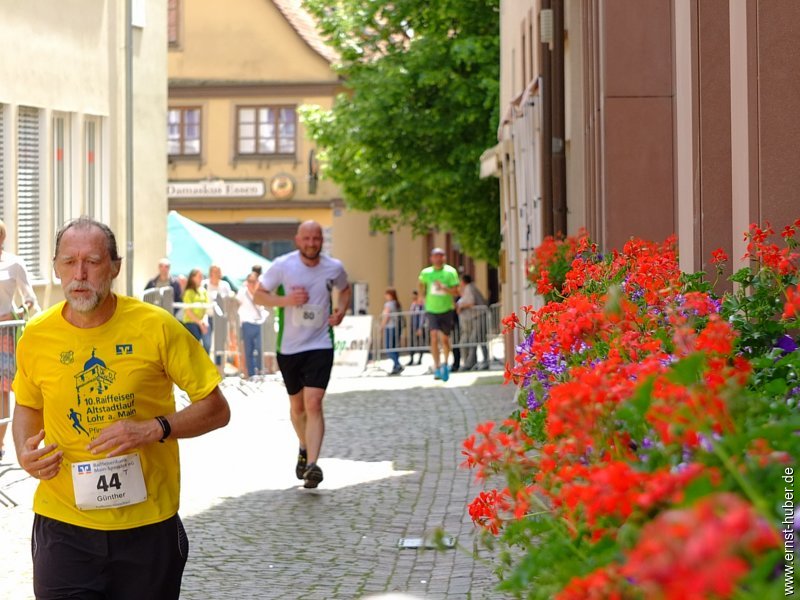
[1,367,516,599]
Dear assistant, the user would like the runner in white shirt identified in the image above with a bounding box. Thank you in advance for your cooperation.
[255,221,350,488]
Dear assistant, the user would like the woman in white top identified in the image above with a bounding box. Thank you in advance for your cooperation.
[0,220,38,462]
[236,272,268,378]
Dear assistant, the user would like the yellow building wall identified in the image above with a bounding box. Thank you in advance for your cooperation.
[168,0,335,82]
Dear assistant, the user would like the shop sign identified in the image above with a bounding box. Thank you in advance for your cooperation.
[167,179,265,198]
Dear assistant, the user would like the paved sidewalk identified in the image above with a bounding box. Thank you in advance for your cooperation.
[1,367,516,599]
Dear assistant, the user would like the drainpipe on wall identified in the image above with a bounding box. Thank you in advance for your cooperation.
[125,0,134,295]
[540,0,554,238]
[551,0,567,236]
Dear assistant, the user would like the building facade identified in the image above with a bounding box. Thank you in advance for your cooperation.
[484,0,800,342]
[0,0,168,303]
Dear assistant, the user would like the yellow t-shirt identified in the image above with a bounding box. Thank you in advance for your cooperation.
[12,295,222,530]
[181,287,209,323]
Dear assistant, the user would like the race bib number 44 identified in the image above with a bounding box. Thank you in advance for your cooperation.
[71,453,147,510]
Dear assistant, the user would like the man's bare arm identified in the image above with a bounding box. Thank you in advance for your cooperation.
[87,386,231,458]
[253,286,307,308]
[12,403,63,480]
[330,283,352,326]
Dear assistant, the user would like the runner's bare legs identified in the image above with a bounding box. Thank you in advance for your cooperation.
[430,329,451,372]
[289,386,325,464]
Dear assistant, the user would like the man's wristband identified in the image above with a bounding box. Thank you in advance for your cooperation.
[155,415,171,442]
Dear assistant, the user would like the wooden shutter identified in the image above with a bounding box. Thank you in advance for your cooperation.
[17,106,41,279]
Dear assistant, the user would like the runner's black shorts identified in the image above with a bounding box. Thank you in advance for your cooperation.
[32,513,188,600]
[426,311,455,336]
[277,348,335,395]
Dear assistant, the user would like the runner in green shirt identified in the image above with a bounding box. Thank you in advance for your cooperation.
[418,247,460,381]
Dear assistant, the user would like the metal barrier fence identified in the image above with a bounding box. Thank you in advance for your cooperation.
[142,286,176,313]
[142,290,506,376]
[370,304,504,369]
[142,290,277,377]
[0,320,24,429]
[1,320,26,507]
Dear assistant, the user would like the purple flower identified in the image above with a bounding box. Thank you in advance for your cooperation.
[526,388,541,411]
[696,433,715,453]
[775,334,798,355]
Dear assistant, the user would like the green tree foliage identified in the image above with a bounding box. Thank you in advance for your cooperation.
[300,0,501,262]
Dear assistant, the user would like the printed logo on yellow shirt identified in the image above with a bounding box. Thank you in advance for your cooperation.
[68,349,134,440]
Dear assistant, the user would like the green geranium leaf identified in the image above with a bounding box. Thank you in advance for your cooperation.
[668,353,705,385]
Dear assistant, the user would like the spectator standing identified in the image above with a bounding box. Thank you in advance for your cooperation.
[12,216,230,599]
[451,292,462,373]
[237,271,268,378]
[203,264,233,367]
[182,268,211,353]
[144,258,183,314]
[0,219,39,463]
[457,273,489,370]
[380,288,403,375]
[418,247,459,382]
[407,290,426,366]
[254,220,350,489]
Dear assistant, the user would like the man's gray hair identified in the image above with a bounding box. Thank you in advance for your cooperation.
[54,216,122,262]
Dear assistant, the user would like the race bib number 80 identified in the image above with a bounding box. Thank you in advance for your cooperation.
[291,304,325,328]
[71,453,147,510]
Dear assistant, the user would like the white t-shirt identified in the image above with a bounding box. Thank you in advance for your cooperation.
[237,287,268,325]
[260,251,348,355]
[204,279,233,301]
[0,251,37,315]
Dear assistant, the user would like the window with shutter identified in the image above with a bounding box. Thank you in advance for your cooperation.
[17,106,42,280]
[85,118,105,221]
[168,0,180,47]
[236,105,296,157]
[53,113,72,231]
[168,107,201,157]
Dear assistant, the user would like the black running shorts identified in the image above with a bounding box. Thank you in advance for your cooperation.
[426,311,455,336]
[32,513,188,600]
[277,348,335,395]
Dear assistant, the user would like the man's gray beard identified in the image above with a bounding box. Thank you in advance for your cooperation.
[64,282,109,313]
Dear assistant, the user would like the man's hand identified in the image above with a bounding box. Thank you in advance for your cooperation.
[329,308,346,327]
[87,419,161,458]
[18,429,63,480]
[287,286,310,306]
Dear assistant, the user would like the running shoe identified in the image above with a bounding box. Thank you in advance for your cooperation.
[442,364,450,382]
[303,463,324,489]
[434,367,442,380]
[295,448,308,480]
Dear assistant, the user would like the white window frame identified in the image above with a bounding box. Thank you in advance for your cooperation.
[84,116,106,221]
[53,112,73,233]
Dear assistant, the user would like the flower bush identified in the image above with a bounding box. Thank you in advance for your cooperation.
[525,230,588,303]
[464,220,800,598]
